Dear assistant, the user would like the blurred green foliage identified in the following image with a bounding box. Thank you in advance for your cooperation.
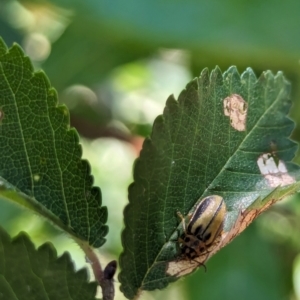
[1,0,300,299]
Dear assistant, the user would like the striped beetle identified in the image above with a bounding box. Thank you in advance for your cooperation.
[177,195,226,263]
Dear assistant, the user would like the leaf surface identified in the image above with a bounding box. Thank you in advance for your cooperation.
[0,38,107,247]
[119,67,300,299]
[0,226,98,300]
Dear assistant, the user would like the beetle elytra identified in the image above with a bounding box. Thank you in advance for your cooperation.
[177,195,226,262]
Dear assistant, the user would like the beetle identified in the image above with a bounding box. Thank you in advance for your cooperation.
[177,195,227,261]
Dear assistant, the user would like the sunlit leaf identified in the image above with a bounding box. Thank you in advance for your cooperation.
[119,66,300,299]
[0,37,107,247]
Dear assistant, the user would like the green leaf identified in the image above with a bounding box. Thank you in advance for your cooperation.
[0,226,98,300]
[0,37,107,247]
[119,67,300,299]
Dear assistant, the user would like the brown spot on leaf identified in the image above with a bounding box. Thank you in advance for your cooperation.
[223,94,248,131]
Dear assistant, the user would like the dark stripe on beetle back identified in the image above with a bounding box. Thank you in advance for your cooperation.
[187,196,212,233]
[201,198,224,240]
[188,197,224,238]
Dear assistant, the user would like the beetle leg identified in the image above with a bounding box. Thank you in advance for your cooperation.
[176,210,187,233]
[177,237,185,245]
[189,257,207,272]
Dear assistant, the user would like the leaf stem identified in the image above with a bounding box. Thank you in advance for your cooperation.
[79,240,116,300]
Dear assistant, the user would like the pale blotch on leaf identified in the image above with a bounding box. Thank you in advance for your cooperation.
[166,235,222,277]
[257,153,295,187]
[223,94,248,131]
[166,255,204,277]
[33,174,40,182]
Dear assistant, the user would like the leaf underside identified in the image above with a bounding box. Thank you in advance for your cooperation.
[0,38,107,247]
[0,226,98,300]
[119,66,300,299]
